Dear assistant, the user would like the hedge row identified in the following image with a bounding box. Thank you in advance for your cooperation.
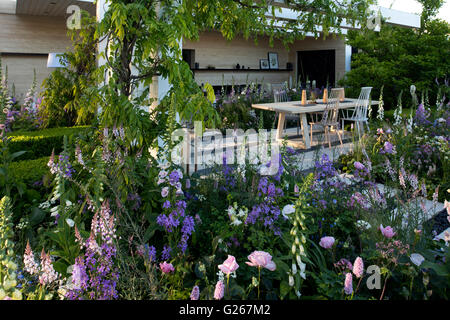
[9,156,50,185]
[6,126,91,161]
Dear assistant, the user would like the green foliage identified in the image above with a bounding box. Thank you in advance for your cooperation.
[0,196,22,300]
[6,126,90,161]
[340,18,450,109]
[95,0,372,148]
[39,12,99,128]
[9,157,50,184]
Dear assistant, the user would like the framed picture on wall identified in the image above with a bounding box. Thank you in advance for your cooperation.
[268,52,279,69]
[260,59,270,69]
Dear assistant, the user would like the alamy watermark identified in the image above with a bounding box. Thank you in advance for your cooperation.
[366,265,381,290]
[170,121,281,176]
[67,5,81,30]
[367,8,382,31]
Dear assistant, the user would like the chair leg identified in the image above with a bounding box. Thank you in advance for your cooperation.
[326,126,331,148]
[297,119,300,136]
[336,126,343,146]
[310,124,313,143]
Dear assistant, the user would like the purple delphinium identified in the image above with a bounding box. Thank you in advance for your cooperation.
[179,215,195,253]
[414,103,431,126]
[162,200,171,209]
[144,245,156,262]
[221,154,237,191]
[315,154,337,180]
[246,176,284,236]
[161,245,172,261]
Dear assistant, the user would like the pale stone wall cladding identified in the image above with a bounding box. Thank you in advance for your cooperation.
[183,31,346,89]
[0,13,72,101]
[0,54,52,101]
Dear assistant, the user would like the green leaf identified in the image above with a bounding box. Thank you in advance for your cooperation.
[10,150,27,160]
[29,207,46,226]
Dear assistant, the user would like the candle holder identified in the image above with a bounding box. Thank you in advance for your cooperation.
[301,90,307,105]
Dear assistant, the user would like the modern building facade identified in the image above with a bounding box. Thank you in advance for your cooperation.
[0,0,420,102]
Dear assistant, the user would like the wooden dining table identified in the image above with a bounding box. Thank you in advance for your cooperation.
[251,98,379,149]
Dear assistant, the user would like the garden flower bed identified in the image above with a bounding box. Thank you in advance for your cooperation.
[0,100,448,301]
[0,0,449,304]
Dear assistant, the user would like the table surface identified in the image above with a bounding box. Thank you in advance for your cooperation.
[252,98,379,114]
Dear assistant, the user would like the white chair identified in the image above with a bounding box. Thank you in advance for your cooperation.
[274,89,301,136]
[340,87,372,138]
[309,89,343,148]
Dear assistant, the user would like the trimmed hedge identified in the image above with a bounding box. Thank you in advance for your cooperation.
[6,126,91,161]
[9,157,50,185]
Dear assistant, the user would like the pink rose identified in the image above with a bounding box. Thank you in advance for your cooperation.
[380,224,396,238]
[245,251,276,271]
[159,261,174,274]
[319,236,335,249]
[218,255,239,275]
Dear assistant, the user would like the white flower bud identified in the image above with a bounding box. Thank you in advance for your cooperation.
[292,263,297,275]
[289,275,295,287]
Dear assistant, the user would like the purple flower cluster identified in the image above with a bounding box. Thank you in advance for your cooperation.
[353,161,370,180]
[66,199,119,300]
[162,245,172,261]
[144,244,156,262]
[157,166,195,255]
[179,215,195,253]
[0,108,19,134]
[157,200,187,232]
[414,104,432,126]
[66,242,119,300]
[314,154,337,180]
[262,153,285,181]
[348,192,370,210]
[379,141,396,155]
[221,154,237,191]
[48,151,75,179]
[246,177,284,235]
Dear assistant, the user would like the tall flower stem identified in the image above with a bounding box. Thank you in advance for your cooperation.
[227,274,230,299]
[354,277,363,295]
[258,267,261,300]
[380,275,390,300]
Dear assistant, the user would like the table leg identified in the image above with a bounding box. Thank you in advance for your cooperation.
[301,113,311,149]
[276,113,286,140]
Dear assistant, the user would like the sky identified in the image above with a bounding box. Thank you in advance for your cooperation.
[0,0,448,22]
[377,0,450,22]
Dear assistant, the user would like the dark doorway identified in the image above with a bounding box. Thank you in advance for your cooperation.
[297,50,335,88]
